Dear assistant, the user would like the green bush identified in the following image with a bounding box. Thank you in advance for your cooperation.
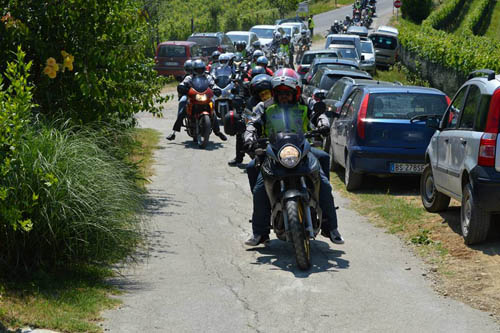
[1,0,167,126]
[0,123,145,272]
[460,0,496,35]
[422,0,467,30]
[401,0,433,23]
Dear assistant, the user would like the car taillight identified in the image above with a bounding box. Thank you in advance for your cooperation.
[478,89,500,166]
[357,93,370,139]
[445,96,451,105]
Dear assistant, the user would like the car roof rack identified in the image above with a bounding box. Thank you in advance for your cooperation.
[468,69,496,81]
[393,81,403,86]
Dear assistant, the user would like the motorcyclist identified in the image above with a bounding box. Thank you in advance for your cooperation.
[235,40,248,59]
[217,53,235,75]
[279,34,294,69]
[166,59,228,141]
[251,40,262,54]
[166,60,193,141]
[207,50,221,73]
[268,31,282,53]
[247,56,274,77]
[249,49,264,70]
[243,69,343,246]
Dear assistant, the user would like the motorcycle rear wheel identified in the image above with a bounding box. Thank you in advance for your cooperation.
[197,115,211,149]
[286,199,311,270]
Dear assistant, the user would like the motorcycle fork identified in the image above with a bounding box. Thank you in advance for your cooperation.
[280,177,315,241]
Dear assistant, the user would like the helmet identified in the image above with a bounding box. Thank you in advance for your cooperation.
[252,40,261,50]
[235,40,247,52]
[233,52,243,65]
[252,50,264,62]
[271,68,301,103]
[300,30,307,36]
[211,50,221,61]
[273,31,282,41]
[256,56,268,67]
[183,59,194,74]
[346,15,351,21]
[219,53,231,66]
[250,74,272,98]
[251,66,267,76]
[223,110,245,136]
[334,20,339,24]
[282,35,290,45]
[193,59,206,75]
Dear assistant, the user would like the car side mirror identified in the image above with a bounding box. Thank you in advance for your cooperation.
[426,117,440,130]
[361,55,365,61]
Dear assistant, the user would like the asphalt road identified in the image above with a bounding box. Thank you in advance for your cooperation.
[103,93,499,332]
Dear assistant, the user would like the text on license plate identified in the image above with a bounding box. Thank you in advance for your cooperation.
[390,163,425,174]
[165,62,178,66]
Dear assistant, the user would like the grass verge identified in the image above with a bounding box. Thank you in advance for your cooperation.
[373,63,430,87]
[0,127,161,332]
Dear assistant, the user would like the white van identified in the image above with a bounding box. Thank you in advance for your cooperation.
[324,34,362,60]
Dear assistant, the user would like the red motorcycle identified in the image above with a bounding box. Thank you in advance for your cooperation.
[183,76,215,149]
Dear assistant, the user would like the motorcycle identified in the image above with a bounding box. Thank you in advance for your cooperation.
[213,65,235,120]
[182,76,215,149]
[254,129,327,270]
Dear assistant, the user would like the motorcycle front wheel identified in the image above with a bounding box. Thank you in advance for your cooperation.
[286,199,311,270]
[197,114,211,149]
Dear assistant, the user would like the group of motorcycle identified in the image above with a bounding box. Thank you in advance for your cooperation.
[327,0,376,34]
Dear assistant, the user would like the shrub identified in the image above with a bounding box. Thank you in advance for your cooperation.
[1,0,167,126]
[422,0,467,30]
[460,0,496,35]
[401,0,433,23]
[0,123,145,272]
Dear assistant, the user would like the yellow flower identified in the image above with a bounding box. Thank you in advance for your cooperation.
[43,66,57,79]
[61,50,69,58]
[63,54,74,71]
[46,57,56,66]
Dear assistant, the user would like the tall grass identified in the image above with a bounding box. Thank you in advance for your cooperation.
[0,123,145,273]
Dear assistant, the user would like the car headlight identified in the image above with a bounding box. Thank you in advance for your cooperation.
[279,145,301,168]
[363,58,375,64]
[195,94,208,102]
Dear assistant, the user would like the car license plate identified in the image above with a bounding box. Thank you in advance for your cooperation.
[390,163,425,174]
[164,61,178,66]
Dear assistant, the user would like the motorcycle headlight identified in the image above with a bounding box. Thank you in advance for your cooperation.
[196,94,208,102]
[279,145,301,168]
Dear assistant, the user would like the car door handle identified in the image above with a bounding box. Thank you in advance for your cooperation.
[444,139,449,143]
[460,138,467,145]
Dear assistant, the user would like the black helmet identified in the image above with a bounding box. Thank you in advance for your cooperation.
[183,59,194,74]
[223,110,245,136]
[282,35,290,45]
[300,30,307,36]
[250,74,272,98]
[235,40,247,52]
[251,65,266,77]
[256,56,268,67]
[252,40,261,50]
[211,50,221,61]
[193,59,206,75]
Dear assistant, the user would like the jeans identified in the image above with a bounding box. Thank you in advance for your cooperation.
[235,133,245,161]
[251,153,338,236]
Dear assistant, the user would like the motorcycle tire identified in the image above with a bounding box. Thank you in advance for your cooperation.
[197,115,211,149]
[286,199,311,270]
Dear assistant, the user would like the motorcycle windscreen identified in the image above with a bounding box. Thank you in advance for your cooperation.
[266,106,307,141]
[270,132,306,150]
[215,75,231,89]
[192,76,210,93]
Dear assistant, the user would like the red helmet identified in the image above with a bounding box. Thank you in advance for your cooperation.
[271,68,302,102]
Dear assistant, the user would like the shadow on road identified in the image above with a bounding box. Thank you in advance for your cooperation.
[170,140,224,151]
[143,188,185,217]
[247,239,349,277]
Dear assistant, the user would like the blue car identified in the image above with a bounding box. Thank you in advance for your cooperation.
[329,84,450,190]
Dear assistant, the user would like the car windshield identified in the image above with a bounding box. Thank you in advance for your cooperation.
[371,35,397,50]
[227,34,248,43]
[301,52,338,64]
[367,93,448,120]
[158,45,186,57]
[336,48,358,59]
[316,63,358,73]
[361,42,373,53]
[187,36,218,47]
[250,28,274,39]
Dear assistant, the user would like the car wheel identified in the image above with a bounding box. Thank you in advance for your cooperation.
[461,182,490,245]
[420,164,450,212]
[345,152,362,191]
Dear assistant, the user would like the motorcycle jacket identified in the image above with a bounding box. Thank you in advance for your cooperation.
[178,74,215,96]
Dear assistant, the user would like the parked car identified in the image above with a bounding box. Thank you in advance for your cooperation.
[347,26,369,38]
[296,49,340,78]
[249,25,285,46]
[360,39,376,75]
[304,57,360,83]
[324,34,362,59]
[369,30,399,67]
[154,41,202,80]
[376,25,399,36]
[302,66,372,101]
[279,24,301,45]
[226,31,259,49]
[328,44,362,63]
[187,32,235,57]
[330,84,449,191]
[420,69,500,245]
[281,21,311,40]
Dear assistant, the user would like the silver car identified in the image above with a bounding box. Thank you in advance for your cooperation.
[421,69,500,244]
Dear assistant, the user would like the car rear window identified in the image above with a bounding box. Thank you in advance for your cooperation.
[187,36,218,47]
[371,35,397,50]
[250,28,274,39]
[227,34,248,43]
[320,75,343,90]
[367,93,448,120]
[302,52,338,65]
[336,48,358,59]
[158,45,187,57]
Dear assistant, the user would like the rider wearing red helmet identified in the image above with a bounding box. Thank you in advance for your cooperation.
[243,68,344,246]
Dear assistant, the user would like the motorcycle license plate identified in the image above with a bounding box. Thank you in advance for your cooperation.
[390,163,425,174]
